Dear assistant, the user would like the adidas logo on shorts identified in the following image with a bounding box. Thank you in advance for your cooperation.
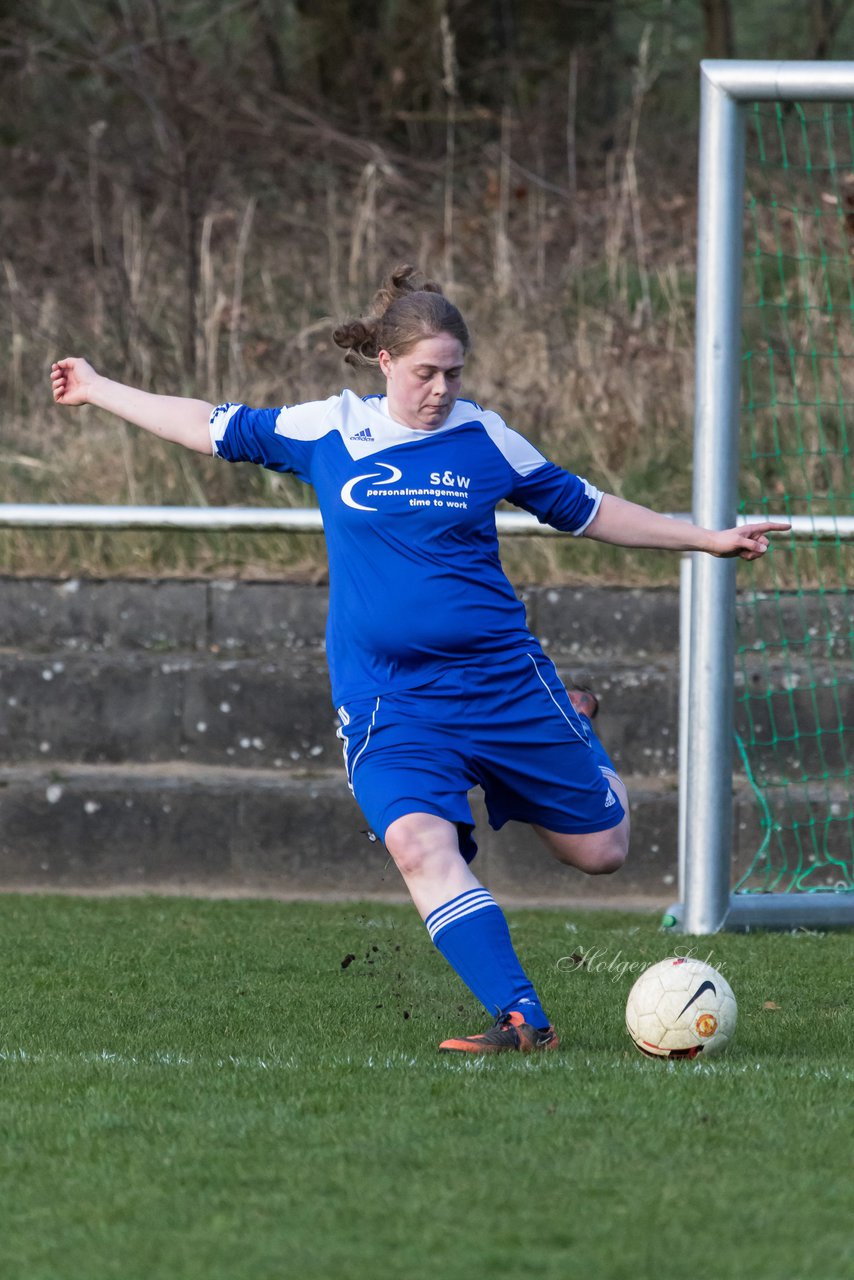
[350,427,374,441]
[604,788,616,808]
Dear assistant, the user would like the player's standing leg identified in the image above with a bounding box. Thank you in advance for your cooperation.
[383,812,558,1053]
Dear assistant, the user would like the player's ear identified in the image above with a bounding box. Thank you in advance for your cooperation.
[378,349,393,378]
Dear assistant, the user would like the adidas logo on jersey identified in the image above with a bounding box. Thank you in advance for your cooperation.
[350,427,374,441]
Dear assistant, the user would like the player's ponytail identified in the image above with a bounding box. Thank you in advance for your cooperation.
[333,264,470,367]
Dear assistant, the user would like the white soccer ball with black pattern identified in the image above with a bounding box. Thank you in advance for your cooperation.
[625,957,737,1059]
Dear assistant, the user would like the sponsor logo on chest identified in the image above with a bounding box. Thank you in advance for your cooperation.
[340,462,473,512]
[429,469,471,490]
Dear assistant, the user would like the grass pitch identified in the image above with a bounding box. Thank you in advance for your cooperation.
[0,896,851,1280]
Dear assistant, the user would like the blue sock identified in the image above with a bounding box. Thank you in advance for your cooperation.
[425,888,551,1029]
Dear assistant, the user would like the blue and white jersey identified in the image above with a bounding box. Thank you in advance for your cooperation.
[210,392,603,704]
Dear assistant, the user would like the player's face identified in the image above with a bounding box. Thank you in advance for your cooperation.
[379,333,465,431]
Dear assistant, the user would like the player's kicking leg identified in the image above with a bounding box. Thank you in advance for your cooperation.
[535,684,630,874]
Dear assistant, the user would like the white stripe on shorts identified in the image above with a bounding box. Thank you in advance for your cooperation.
[526,654,588,745]
[345,697,381,786]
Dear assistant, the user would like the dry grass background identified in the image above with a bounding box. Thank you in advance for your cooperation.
[5,1,837,584]
[1,143,699,582]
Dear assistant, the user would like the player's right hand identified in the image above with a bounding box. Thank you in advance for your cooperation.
[50,357,99,407]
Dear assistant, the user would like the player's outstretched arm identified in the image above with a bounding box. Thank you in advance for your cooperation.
[585,494,791,561]
[50,357,215,455]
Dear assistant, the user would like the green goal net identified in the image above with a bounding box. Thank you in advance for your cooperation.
[736,101,853,896]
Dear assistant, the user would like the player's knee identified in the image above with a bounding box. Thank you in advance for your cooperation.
[586,842,628,875]
[587,825,630,874]
[387,836,427,879]
[540,825,628,875]
[384,814,456,879]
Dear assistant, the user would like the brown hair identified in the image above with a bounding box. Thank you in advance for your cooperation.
[332,264,470,367]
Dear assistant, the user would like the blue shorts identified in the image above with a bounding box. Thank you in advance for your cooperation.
[336,651,625,862]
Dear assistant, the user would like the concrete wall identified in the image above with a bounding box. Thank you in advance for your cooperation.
[0,577,785,906]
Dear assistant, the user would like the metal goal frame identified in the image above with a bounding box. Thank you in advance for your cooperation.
[676,60,854,934]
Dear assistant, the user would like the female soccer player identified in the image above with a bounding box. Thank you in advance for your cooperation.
[51,265,789,1054]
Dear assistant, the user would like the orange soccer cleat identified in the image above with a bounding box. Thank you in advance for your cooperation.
[438,1010,559,1054]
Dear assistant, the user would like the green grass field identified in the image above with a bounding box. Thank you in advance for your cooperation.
[0,896,851,1280]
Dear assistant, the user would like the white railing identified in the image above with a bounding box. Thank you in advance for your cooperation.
[0,504,850,537]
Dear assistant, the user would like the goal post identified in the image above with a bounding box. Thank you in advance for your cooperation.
[676,61,854,934]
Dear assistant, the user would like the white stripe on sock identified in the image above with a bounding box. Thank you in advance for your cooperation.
[426,890,497,942]
[425,888,494,933]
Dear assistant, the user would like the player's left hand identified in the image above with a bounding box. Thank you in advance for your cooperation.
[708,521,792,560]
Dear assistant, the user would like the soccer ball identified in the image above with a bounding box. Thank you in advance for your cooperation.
[625,957,737,1059]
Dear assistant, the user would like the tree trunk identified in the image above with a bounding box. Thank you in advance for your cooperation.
[701,0,736,58]
[810,0,852,59]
